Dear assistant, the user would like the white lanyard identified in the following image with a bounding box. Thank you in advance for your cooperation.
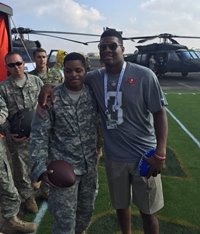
[104,62,126,114]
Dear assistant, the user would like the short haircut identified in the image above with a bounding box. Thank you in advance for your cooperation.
[4,52,22,63]
[33,48,47,57]
[63,52,86,69]
[100,29,123,44]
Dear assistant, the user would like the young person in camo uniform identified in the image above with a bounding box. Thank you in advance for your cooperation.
[30,53,98,234]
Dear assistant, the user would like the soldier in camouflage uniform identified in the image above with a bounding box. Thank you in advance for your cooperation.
[30,53,98,234]
[0,52,44,214]
[0,94,37,233]
[30,48,65,197]
[29,48,64,85]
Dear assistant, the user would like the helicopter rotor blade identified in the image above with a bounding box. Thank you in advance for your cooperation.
[137,36,158,43]
[11,28,200,45]
[123,35,159,43]
[85,37,136,44]
[168,38,179,44]
[85,40,100,44]
[32,32,88,45]
[121,37,135,42]
[33,30,100,37]
[11,27,100,37]
[169,35,200,39]
[127,33,200,43]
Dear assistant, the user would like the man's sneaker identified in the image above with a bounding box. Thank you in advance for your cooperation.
[25,196,38,213]
[7,216,37,233]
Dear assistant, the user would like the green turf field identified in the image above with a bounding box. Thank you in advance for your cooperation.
[30,91,200,234]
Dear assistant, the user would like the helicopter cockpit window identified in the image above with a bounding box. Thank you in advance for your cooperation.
[176,51,193,60]
[189,51,198,59]
[194,51,200,58]
[141,54,147,65]
[136,54,142,63]
[136,54,148,65]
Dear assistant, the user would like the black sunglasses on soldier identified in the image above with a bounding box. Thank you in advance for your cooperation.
[7,61,23,68]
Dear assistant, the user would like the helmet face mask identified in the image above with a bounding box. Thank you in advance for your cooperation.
[9,108,34,138]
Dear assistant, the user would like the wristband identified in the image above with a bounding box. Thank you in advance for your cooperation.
[154,153,166,160]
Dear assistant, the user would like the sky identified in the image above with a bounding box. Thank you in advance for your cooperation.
[1,0,200,55]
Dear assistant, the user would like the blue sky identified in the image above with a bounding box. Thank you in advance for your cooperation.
[2,0,200,54]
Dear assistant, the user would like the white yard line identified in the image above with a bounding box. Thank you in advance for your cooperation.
[176,82,192,89]
[32,201,48,234]
[165,92,200,95]
[166,108,200,148]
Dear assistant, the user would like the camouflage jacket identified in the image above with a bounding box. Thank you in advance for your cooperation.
[0,94,8,125]
[0,94,8,135]
[29,65,64,85]
[30,83,98,181]
[0,73,43,120]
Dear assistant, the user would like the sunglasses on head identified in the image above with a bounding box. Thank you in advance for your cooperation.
[98,43,122,51]
[7,61,23,68]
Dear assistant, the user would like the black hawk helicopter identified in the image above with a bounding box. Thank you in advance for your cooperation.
[124,33,200,77]
[0,2,102,79]
[11,27,101,72]
[10,29,200,77]
[2,2,200,79]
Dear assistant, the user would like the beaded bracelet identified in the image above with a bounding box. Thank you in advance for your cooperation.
[154,153,166,160]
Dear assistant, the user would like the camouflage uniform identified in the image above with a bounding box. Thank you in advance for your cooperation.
[0,73,43,201]
[0,94,7,125]
[0,95,21,219]
[29,66,64,85]
[0,138,21,219]
[29,66,63,202]
[30,66,64,196]
[30,84,98,234]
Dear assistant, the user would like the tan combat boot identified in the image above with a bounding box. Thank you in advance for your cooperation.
[25,196,38,213]
[7,216,37,233]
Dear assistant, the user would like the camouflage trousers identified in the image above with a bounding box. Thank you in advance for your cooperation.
[0,138,20,219]
[48,167,98,234]
[8,140,34,200]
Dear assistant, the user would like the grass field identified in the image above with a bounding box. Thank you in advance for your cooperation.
[27,91,200,234]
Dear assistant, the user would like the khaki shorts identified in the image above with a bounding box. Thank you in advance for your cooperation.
[105,160,164,214]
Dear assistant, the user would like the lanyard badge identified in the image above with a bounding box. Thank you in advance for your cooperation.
[104,62,126,129]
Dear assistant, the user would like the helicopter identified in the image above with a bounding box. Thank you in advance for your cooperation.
[13,30,200,78]
[124,33,200,77]
[10,27,101,72]
[2,2,200,80]
[0,2,102,80]
[11,27,42,72]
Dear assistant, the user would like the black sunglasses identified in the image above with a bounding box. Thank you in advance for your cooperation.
[7,61,23,68]
[98,43,122,51]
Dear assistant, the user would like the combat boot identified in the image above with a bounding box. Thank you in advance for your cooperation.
[7,216,37,233]
[25,196,38,213]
